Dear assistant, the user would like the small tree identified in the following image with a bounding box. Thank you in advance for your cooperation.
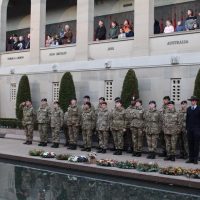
[59,72,76,112]
[193,69,200,105]
[16,75,31,120]
[121,69,139,108]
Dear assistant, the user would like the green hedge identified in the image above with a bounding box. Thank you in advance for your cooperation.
[0,118,38,130]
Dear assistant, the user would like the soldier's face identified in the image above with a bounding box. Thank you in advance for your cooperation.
[115,102,121,108]
[181,103,187,109]
[191,100,197,106]
[136,102,141,107]
[149,103,155,109]
[99,99,104,104]
[71,100,77,106]
[168,104,174,110]
[41,101,46,106]
[163,99,169,105]
[101,104,107,109]
[83,98,89,103]
[54,103,58,109]
[84,104,89,110]
[26,101,31,106]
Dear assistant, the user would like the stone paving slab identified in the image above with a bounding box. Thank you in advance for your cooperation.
[0,138,199,190]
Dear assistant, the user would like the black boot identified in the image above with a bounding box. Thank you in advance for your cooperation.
[81,147,87,151]
[27,141,32,145]
[67,144,73,149]
[102,149,107,154]
[151,152,156,159]
[51,143,56,148]
[136,152,142,157]
[86,148,91,152]
[42,143,47,147]
[132,151,137,156]
[23,141,28,145]
[118,150,122,155]
[164,156,171,161]
[38,142,44,146]
[71,144,77,150]
[113,150,119,155]
[97,148,103,153]
[171,155,175,161]
[147,152,152,159]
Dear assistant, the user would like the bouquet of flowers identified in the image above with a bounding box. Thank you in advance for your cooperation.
[184,169,200,179]
[159,166,185,176]
[41,152,56,158]
[88,152,97,164]
[29,149,44,157]
[96,159,118,167]
[56,154,71,160]
[116,160,138,169]
[68,155,88,163]
[137,162,159,172]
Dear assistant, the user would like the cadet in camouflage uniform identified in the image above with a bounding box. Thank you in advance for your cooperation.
[20,100,36,145]
[37,98,51,146]
[110,100,126,155]
[144,101,161,159]
[129,99,144,157]
[81,102,96,152]
[66,98,81,150]
[163,101,180,161]
[82,95,95,111]
[177,100,188,159]
[159,96,170,157]
[50,101,64,148]
[96,101,110,153]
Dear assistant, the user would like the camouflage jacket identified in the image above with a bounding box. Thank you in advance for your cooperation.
[127,106,144,129]
[144,108,161,134]
[125,105,135,129]
[81,108,96,130]
[50,107,64,128]
[37,105,51,124]
[162,108,181,135]
[22,106,36,126]
[110,107,126,131]
[178,108,187,131]
[96,108,110,131]
[66,105,81,126]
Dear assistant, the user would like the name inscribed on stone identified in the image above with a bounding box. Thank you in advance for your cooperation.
[49,51,67,56]
[7,56,24,60]
[167,40,189,46]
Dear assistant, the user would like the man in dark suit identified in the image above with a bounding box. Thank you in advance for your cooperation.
[186,96,200,164]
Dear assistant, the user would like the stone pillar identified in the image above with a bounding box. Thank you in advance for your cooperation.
[0,0,9,52]
[76,0,94,61]
[134,0,154,55]
[30,0,46,64]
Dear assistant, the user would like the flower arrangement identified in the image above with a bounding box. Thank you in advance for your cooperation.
[41,152,56,158]
[116,160,138,169]
[88,152,97,164]
[96,159,118,167]
[56,154,71,160]
[29,149,44,156]
[137,162,159,172]
[159,167,185,176]
[68,155,88,163]
[184,169,200,179]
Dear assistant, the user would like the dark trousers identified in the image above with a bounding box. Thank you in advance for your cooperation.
[187,129,200,161]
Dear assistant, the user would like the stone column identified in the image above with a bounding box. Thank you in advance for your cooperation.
[30,0,46,64]
[76,0,94,61]
[0,0,9,52]
[134,0,154,55]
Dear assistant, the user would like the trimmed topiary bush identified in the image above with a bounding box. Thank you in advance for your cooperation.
[193,69,200,105]
[121,69,139,108]
[16,75,31,120]
[59,72,76,112]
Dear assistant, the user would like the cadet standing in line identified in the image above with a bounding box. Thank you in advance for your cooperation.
[50,101,64,148]
[177,100,188,159]
[96,101,110,153]
[110,100,126,155]
[144,101,161,159]
[37,98,51,146]
[81,102,96,152]
[129,99,144,157]
[66,98,81,150]
[63,110,69,147]
[162,101,180,161]
[82,96,95,111]
[159,96,171,157]
[20,100,36,145]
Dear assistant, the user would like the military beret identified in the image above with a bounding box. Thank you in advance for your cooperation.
[54,101,60,105]
[115,100,123,105]
[114,97,121,102]
[163,96,170,101]
[99,97,105,101]
[71,97,77,101]
[168,101,175,105]
[149,100,156,105]
[135,99,142,104]
[41,98,47,102]
[181,100,187,105]
[84,95,90,99]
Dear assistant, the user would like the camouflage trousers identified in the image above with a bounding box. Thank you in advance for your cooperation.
[177,130,188,155]
[68,125,79,145]
[38,124,49,143]
[82,129,93,148]
[51,126,60,143]
[98,130,109,149]
[159,130,166,152]
[146,133,158,152]
[24,124,34,142]
[112,130,124,150]
[131,128,144,153]
[164,134,178,156]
